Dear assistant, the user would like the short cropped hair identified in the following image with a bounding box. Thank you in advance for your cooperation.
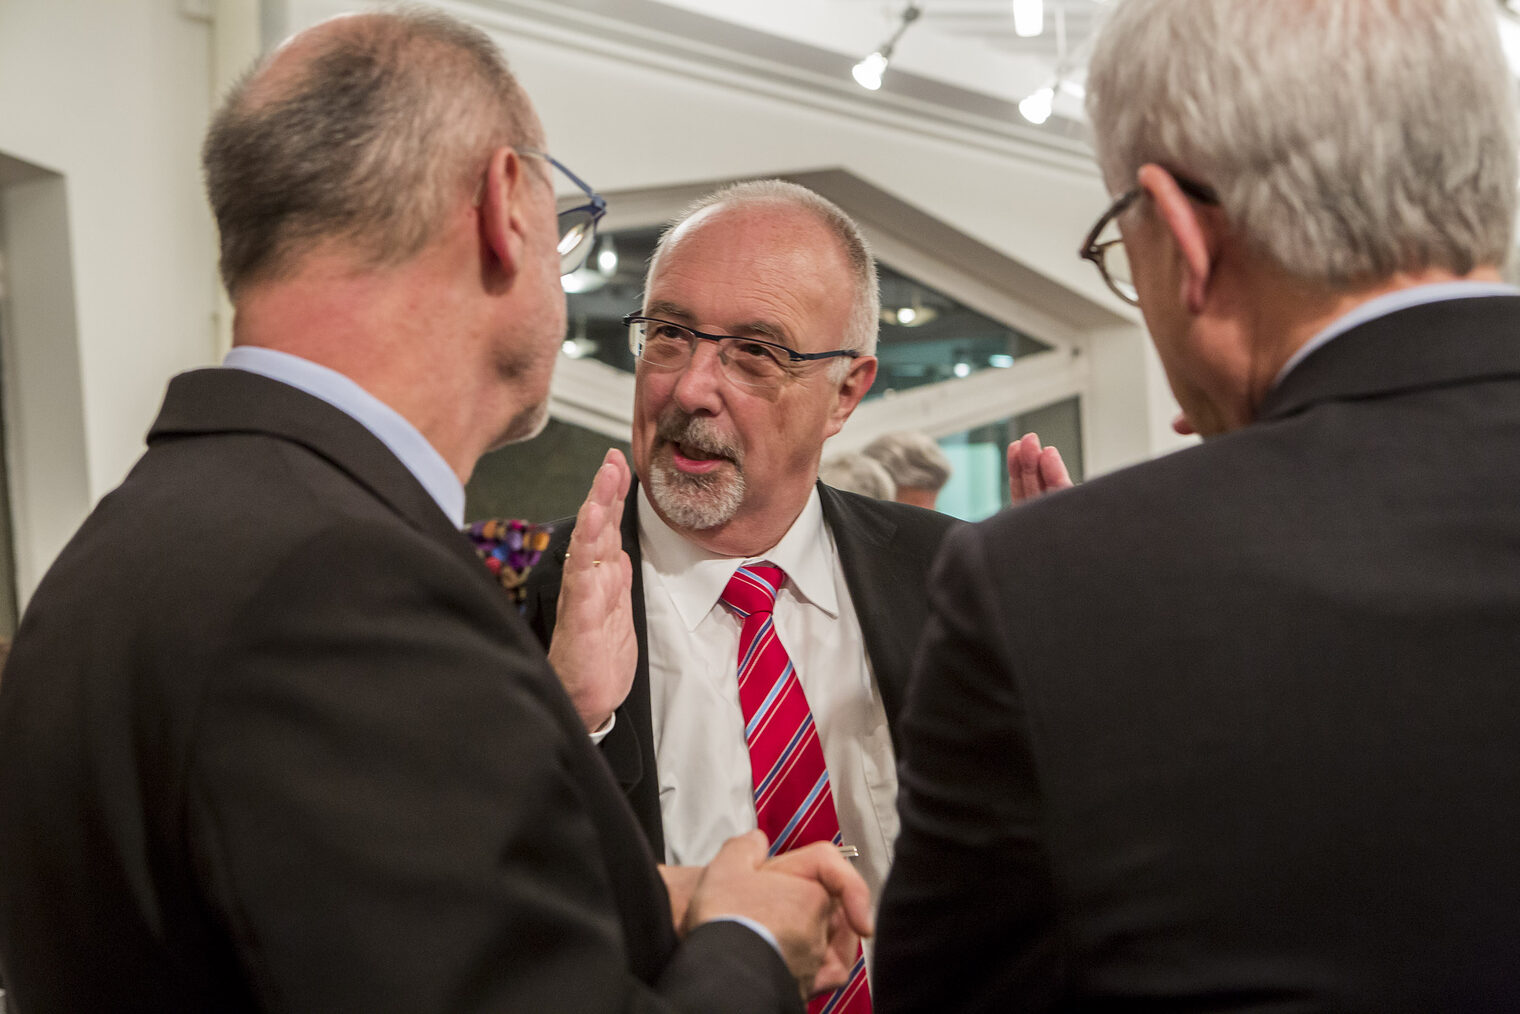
[1086,0,1519,285]
[203,8,539,295]
[862,431,952,493]
[819,453,897,500]
[647,179,881,364]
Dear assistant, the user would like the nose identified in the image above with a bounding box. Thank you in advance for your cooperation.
[671,338,726,415]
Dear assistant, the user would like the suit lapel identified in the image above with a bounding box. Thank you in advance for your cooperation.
[819,483,916,746]
[617,484,663,859]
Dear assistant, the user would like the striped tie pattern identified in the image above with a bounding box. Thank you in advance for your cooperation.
[721,563,871,1014]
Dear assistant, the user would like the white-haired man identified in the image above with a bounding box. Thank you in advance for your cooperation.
[861,431,950,509]
[0,11,868,1011]
[879,0,1520,1009]
[527,180,960,1013]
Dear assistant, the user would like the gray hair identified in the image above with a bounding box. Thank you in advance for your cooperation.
[819,453,897,500]
[203,7,539,295]
[1086,0,1519,284]
[862,431,952,492]
[646,179,881,370]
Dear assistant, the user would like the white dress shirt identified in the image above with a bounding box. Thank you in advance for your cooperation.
[638,486,901,925]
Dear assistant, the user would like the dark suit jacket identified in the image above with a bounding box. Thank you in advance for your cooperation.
[0,369,796,1013]
[877,297,1520,1012]
[523,481,958,859]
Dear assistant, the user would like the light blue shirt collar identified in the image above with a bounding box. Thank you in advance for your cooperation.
[222,346,466,527]
[1274,280,1520,388]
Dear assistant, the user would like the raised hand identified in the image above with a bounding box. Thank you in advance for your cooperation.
[1007,432,1074,506]
[547,449,635,731]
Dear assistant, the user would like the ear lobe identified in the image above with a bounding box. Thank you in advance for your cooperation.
[823,355,878,437]
[479,146,528,282]
[1137,163,1216,314]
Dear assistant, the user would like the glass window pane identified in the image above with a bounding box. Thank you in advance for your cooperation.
[871,264,1051,399]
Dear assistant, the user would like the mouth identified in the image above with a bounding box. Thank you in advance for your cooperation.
[669,440,731,474]
[655,412,741,476]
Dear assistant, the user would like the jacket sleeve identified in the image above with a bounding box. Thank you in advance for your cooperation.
[186,519,798,1013]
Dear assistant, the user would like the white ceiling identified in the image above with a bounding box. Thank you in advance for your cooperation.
[644,0,1109,127]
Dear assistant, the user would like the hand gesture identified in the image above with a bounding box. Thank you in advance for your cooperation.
[1007,432,1073,505]
[547,449,635,732]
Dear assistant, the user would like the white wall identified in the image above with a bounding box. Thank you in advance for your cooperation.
[0,0,219,600]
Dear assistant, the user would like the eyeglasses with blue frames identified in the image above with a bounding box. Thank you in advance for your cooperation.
[517,149,607,276]
[1079,174,1219,305]
[624,314,861,390]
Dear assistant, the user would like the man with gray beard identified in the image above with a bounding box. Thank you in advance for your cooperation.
[525,180,958,1008]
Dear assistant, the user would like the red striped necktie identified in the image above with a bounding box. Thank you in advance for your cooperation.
[721,562,871,1014]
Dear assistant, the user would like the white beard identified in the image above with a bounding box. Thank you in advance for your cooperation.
[647,457,743,530]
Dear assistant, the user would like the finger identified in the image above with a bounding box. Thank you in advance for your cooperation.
[765,842,873,937]
[714,828,771,871]
[807,902,858,995]
[1038,445,1073,490]
[1012,433,1043,501]
[604,447,632,500]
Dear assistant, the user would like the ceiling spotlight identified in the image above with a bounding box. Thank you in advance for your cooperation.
[1019,84,1054,125]
[853,52,889,91]
[881,293,939,328]
[851,3,921,91]
[1012,0,1044,38]
[595,236,618,276]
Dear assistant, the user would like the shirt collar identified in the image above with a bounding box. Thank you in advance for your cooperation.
[637,484,839,632]
[222,346,466,527]
[1274,280,1520,388]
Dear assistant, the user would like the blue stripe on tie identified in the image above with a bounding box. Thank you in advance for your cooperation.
[743,659,793,739]
[735,617,772,682]
[817,954,868,1014]
[754,710,811,800]
[737,565,780,601]
[768,769,829,856]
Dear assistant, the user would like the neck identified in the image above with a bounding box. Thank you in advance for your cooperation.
[230,247,511,483]
[1197,263,1505,434]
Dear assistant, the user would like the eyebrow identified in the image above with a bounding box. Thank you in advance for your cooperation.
[643,299,797,350]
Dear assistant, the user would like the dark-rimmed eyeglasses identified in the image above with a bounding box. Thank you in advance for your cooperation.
[518,149,607,276]
[624,314,860,390]
[1079,174,1219,305]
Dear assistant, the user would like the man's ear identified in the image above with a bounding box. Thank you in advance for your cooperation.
[479,146,530,284]
[823,355,878,438]
[1137,163,1218,314]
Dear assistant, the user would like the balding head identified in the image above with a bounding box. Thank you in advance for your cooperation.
[203,8,540,297]
[647,180,880,368]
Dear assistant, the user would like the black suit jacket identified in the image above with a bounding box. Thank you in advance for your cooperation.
[877,297,1520,1011]
[0,369,796,1013]
[523,482,958,859]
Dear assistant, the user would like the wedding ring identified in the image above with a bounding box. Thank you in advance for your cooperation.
[593,559,602,567]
